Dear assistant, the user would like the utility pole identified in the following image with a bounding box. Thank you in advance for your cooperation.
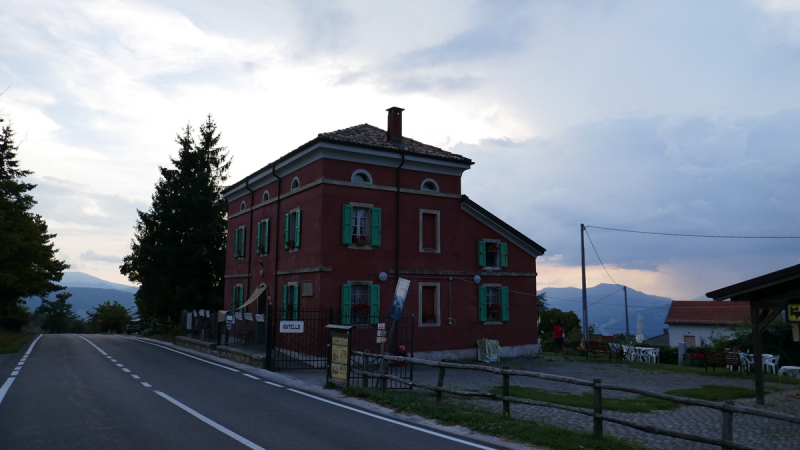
[581,224,589,341]
[623,286,630,340]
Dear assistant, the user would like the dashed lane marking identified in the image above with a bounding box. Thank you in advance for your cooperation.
[122,368,131,373]
[11,371,19,376]
[287,388,497,450]
[154,390,266,450]
[264,381,284,388]
[242,374,260,380]
[116,363,124,367]
[141,382,152,388]
[131,375,140,380]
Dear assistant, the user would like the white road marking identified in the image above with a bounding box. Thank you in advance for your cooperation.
[0,378,16,407]
[25,335,43,356]
[111,359,118,363]
[287,388,497,450]
[264,381,284,388]
[242,374,260,380]
[11,371,19,376]
[122,368,131,373]
[154,390,266,450]
[131,375,140,379]
[129,338,239,372]
[106,356,112,359]
[76,335,108,356]
[17,361,24,365]
[141,382,152,388]
[116,363,124,367]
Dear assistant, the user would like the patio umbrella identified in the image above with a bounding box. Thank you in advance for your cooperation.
[636,312,644,343]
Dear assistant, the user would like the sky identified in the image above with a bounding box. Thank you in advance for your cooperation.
[2,0,800,300]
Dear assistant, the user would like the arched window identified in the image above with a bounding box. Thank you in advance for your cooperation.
[291,177,300,191]
[262,190,269,203]
[421,179,439,192]
[351,169,373,184]
[240,201,247,211]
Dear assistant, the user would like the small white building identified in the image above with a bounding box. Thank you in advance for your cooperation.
[665,300,750,347]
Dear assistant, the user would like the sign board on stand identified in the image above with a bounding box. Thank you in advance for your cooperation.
[787,303,800,323]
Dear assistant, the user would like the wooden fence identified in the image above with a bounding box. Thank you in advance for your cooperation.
[351,351,800,450]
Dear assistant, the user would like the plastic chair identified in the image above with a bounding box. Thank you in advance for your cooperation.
[764,355,780,374]
[739,352,753,374]
[649,348,660,364]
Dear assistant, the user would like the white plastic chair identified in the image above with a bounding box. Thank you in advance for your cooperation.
[764,355,780,374]
[649,348,660,364]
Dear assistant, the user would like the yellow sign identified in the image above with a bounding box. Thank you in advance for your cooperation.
[331,363,347,382]
[787,304,800,323]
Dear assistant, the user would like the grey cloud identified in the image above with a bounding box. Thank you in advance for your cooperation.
[456,110,800,278]
[80,250,121,263]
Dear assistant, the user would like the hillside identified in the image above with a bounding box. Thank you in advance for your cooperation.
[539,284,672,339]
[26,288,137,319]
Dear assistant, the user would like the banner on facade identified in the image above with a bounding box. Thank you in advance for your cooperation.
[389,278,411,320]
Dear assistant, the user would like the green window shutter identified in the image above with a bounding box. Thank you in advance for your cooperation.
[231,285,236,311]
[500,242,508,268]
[292,285,299,320]
[369,284,380,325]
[282,285,288,320]
[233,228,240,258]
[240,227,246,258]
[501,286,509,322]
[268,219,269,253]
[478,286,487,322]
[478,241,486,267]
[284,213,290,249]
[295,210,301,248]
[370,207,381,247]
[342,204,352,245]
[340,284,352,325]
[256,222,262,254]
[238,286,244,310]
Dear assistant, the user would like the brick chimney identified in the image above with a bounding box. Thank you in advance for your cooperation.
[386,106,404,143]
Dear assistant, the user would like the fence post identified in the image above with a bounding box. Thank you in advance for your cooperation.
[502,365,511,417]
[593,378,603,437]
[721,400,733,449]
[264,304,272,370]
[436,367,446,405]
[380,353,387,393]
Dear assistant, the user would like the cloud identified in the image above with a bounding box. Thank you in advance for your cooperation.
[80,250,121,263]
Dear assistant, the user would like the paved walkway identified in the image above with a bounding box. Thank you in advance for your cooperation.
[285,356,800,450]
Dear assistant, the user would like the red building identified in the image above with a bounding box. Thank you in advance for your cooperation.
[223,107,546,359]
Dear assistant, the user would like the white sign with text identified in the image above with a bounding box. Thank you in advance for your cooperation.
[280,321,305,333]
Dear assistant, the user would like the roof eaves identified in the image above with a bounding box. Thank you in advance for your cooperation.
[460,195,546,256]
[706,263,800,300]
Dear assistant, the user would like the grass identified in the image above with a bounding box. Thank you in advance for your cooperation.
[490,386,678,413]
[664,385,757,402]
[343,387,650,450]
[0,331,33,354]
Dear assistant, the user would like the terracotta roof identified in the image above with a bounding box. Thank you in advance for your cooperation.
[665,301,750,325]
[318,124,472,163]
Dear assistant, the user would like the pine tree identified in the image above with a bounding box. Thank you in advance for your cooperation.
[120,116,230,320]
[0,124,69,331]
[35,292,77,333]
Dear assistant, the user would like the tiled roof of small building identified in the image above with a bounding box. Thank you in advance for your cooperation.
[665,300,750,325]
[318,124,472,163]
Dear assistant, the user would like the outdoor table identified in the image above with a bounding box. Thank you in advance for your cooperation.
[777,366,800,396]
[635,347,654,363]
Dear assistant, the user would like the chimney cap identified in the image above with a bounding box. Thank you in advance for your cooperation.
[386,106,405,113]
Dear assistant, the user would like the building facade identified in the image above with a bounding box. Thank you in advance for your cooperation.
[665,300,750,347]
[222,108,546,358]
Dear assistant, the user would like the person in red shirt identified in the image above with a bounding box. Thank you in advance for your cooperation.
[554,319,567,359]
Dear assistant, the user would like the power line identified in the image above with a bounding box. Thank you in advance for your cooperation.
[586,225,800,239]
[583,227,621,286]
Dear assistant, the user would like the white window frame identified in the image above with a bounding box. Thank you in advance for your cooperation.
[418,282,440,327]
[482,238,502,270]
[421,178,439,192]
[347,280,373,326]
[351,169,373,184]
[418,209,441,253]
[349,202,373,248]
[290,177,300,190]
[484,283,503,323]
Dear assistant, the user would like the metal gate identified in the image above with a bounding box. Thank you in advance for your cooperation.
[269,308,334,371]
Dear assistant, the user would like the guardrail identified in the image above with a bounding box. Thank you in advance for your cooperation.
[352,351,800,450]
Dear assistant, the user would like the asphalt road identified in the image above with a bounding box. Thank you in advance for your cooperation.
[0,334,506,450]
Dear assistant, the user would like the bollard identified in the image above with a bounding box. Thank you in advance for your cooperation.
[502,365,510,417]
[593,378,603,437]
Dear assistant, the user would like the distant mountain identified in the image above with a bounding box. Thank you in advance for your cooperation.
[24,272,139,319]
[26,287,137,319]
[61,272,139,293]
[539,283,672,339]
